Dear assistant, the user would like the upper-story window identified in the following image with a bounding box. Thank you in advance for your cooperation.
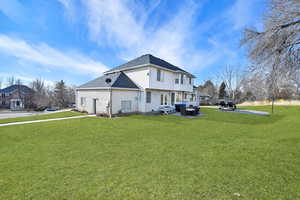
[157,69,161,81]
[175,78,179,84]
[180,74,184,84]
[189,77,192,85]
[1,93,4,98]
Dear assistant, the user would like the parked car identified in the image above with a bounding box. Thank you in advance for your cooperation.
[46,107,58,111]
[219,100,236,111]
[34,106,47,112]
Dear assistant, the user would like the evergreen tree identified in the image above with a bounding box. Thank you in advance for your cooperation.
[54,80,67,108]
[218,82,227,99]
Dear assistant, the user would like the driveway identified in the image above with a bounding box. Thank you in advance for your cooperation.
[0,109,71,119]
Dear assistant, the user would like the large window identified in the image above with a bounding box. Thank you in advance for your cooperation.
[121,100,132,112]
[146,91,151,103]
[160,94,164,105]
[175,78,179,84]
[189,77,192,84]
[180,74,184,84]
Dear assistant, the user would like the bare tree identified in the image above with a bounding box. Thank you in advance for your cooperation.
[7,76,15,86]
[216,65,244,102]
[241,0,300,113]
[30,79,50,108]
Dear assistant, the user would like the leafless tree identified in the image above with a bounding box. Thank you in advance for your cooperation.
[30,79,50,108]
[7,76,15,86]
[216,65,244,102]
[241,0,300,113]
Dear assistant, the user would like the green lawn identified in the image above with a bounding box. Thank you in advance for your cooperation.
[0,106,299,199]
[0,111,84,124]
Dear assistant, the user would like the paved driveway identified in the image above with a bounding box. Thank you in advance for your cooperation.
[0,109,71,119]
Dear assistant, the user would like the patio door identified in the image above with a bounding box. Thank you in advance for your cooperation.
[171,93,175,105]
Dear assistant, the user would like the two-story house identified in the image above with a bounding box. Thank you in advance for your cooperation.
[76,54,198,114]
[0,84,32,110]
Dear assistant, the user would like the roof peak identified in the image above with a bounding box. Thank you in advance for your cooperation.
[105,54,195,78]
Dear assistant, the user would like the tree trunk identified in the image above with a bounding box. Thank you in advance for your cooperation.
[271,96,275,114]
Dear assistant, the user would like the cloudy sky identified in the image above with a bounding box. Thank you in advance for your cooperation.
[0,0,267,87]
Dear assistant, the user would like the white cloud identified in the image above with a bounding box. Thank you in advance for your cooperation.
[0,34,108,76]
[58,0,213,72]
[0,72,55,88]
[228,0,261,30]
[57,0,77,21]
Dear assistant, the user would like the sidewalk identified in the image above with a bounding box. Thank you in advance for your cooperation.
[0,115,94,127]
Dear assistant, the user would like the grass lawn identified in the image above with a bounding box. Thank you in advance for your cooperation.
[0,111,84,124]
[0,106,299,199]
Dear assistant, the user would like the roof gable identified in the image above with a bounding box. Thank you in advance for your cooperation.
[78,72,139,89]
[0,85,32,93]
[105,54,193,76]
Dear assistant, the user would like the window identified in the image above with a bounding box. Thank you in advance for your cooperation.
[157,69,161,81]
[190,94,194,101]
[180,74,184,84]
[164,95,168,105]
[146,91,151,103]
[189,77,192,84]
[16,101,20,106]
[121,100,132,112]
[175,78,179,84]
[184,93,187,99]
[1,93,5,98]
[160,94,164,105]
[80,97,86,106]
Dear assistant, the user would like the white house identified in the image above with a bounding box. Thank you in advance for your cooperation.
[76,54,199,114]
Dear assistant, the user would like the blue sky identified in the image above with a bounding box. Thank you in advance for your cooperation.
[0,0,267,87]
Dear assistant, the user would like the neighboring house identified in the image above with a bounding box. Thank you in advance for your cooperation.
[76,54,199,114]
[0,85,32,110]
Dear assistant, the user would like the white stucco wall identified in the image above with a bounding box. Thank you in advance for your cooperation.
[148,66,193,92]
[76,89,140,114]
[111,90,140,114]
[124,67,150,89]
[76,89,110,114]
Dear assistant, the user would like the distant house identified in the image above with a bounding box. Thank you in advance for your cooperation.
[0,85,32,110]
[76,54,199,114]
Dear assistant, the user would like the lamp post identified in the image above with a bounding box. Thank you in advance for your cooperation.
[105,78,112,118]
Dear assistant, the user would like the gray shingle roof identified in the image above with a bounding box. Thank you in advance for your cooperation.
[105,54,194,77]
[0,85,32,94]
[78,72,139,89]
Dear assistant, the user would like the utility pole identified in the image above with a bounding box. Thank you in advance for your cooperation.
[105,78,112,118]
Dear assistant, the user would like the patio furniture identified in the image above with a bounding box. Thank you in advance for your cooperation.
[159,105,176,114]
